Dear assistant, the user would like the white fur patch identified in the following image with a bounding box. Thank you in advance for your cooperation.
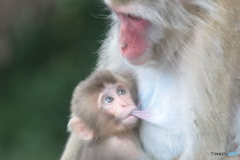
[136,67,189,160]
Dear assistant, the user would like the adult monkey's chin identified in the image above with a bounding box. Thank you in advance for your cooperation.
[122,51,153,66]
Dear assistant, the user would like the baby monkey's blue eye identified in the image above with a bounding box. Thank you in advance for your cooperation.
[117,88,126,95]
[105,96,114,103]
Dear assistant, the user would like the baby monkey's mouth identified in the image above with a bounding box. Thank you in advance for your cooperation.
[126,108,138,118]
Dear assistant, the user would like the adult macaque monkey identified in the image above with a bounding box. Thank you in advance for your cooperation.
[60,0,240,160]
[61,70,150,160]
[94,0,240,160]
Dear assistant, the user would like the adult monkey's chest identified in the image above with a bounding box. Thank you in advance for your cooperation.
[136,69,188,160]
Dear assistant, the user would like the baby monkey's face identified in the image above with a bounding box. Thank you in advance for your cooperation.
[98,83,138,127]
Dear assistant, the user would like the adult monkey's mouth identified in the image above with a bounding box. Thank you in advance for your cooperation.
[117,13,144,21]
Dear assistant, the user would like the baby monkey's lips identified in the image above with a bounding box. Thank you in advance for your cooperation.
[129,109,138,116]
[123,108,138,120]
[121,108,139,127]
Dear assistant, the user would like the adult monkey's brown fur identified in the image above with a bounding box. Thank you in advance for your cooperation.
[61,0,240,160]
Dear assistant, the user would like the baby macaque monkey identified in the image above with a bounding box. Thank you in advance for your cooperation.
[68,70,149,160]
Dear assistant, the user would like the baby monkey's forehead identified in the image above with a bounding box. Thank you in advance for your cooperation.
[102,83,119,94]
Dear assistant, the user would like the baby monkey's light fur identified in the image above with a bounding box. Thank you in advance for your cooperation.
[60,71,149,160]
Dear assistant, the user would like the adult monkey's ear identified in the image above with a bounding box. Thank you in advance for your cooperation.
[68,117,94,141]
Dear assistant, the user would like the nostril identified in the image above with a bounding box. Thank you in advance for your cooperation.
[121,43,128,49]
[122,104,126,107]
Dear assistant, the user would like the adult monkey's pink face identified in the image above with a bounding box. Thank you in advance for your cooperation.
[104,0,154,66]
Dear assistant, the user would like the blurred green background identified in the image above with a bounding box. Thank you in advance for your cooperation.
[0,0,108,159]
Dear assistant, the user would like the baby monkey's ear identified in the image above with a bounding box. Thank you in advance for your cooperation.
[68,117,94,141]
